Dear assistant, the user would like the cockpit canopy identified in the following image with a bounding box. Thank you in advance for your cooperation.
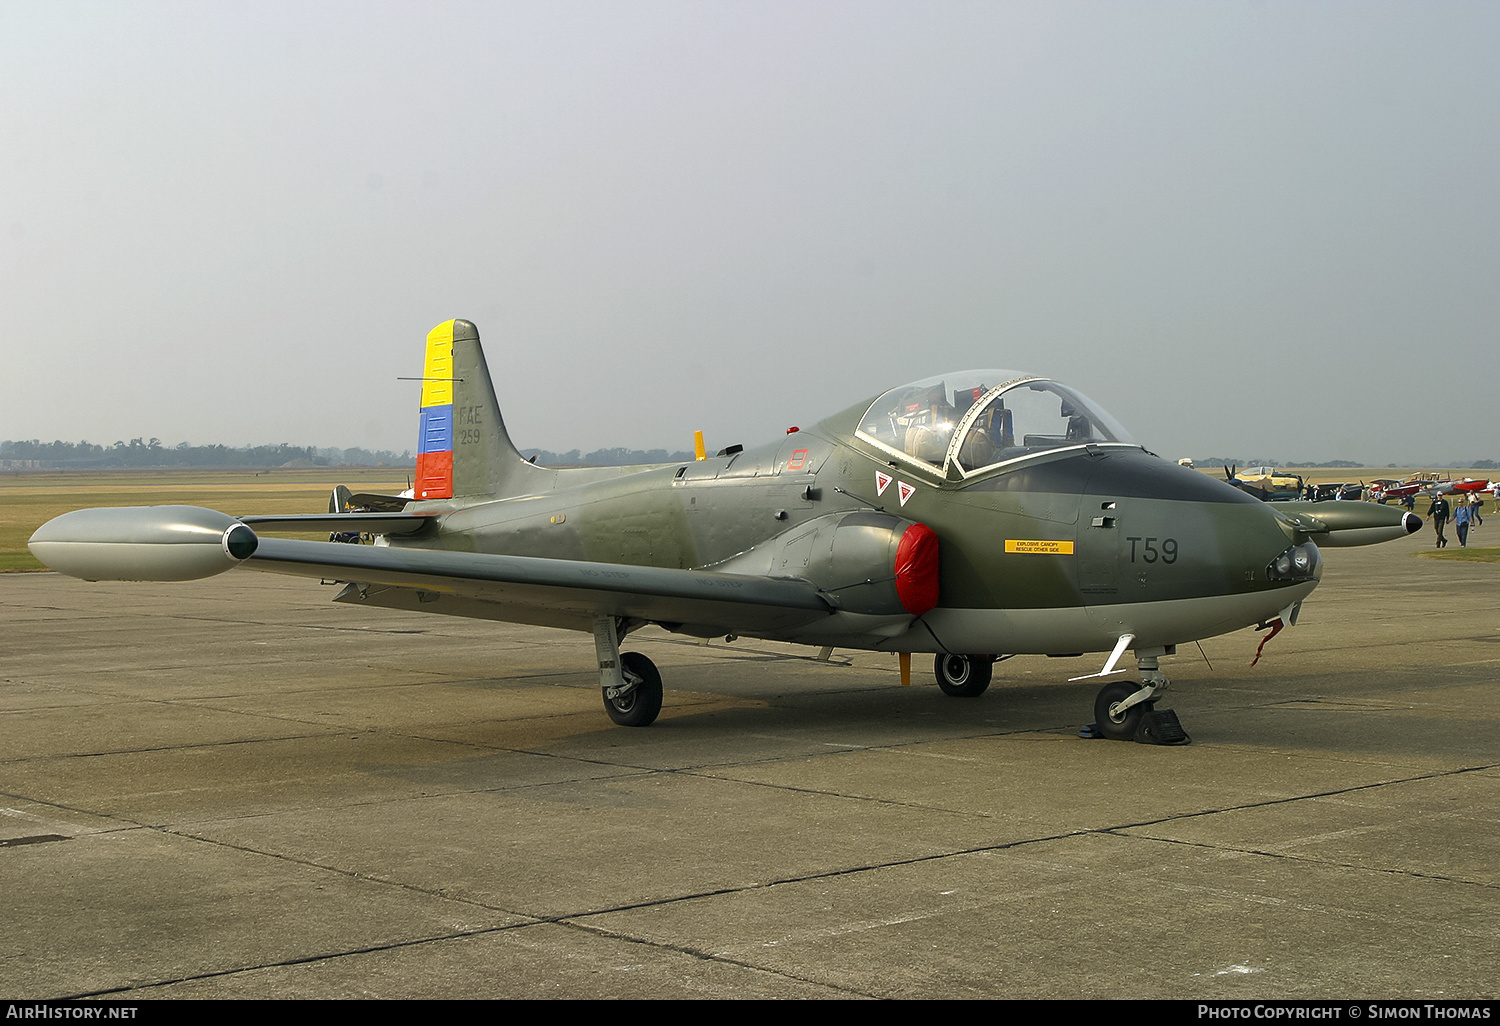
[855,371,1134,477]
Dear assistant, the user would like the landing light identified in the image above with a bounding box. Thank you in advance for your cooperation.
[1268,542,1321,582]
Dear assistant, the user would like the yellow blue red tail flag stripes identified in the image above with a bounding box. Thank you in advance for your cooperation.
[415,320,456,500]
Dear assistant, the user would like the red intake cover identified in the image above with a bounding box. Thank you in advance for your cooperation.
[894,522,940,616]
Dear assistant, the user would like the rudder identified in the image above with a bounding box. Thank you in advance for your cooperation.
[414,319,541,501]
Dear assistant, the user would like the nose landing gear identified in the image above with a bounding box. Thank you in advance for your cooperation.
[1088,649,1190,745]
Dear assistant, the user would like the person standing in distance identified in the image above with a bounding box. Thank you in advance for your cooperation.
[1452,499,1473,548]
[1428,493,1452,548]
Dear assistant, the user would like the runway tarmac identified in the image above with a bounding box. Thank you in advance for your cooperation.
[2,529,1496,999]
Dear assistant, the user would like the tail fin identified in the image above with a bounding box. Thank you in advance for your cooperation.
[414,319,542,501]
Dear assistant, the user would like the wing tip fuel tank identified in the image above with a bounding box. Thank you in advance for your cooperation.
[1278,501,1426,547]
[29,505,258,581]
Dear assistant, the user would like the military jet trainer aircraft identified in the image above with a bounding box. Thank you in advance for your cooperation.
[31,320,1421,742]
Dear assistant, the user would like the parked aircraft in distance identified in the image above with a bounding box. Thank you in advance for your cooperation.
[31,320,1421,743]
[1308,482,1365,502]
[1371,475,1492,503]
[1223,465,1305,502]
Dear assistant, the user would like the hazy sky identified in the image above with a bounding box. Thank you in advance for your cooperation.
[4,1,1496,464]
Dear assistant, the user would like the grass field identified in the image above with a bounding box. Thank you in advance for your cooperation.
[1417,546,1500,563]
[1,468,410,572]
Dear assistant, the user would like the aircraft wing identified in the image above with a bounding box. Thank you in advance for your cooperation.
[1271,501,1422,547]
[29,505,835,636]
[236,512,431,535]
[249,537,834,634]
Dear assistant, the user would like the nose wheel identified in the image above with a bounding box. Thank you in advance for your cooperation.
[1093,680,1154,740]
[1090,673,1189,744]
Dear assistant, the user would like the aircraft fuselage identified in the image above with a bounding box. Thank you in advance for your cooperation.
[401,411,1315,656]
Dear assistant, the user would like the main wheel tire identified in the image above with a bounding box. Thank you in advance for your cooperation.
[603,651,663,727]
[1093,680,1153,741]
[934,654,993,697]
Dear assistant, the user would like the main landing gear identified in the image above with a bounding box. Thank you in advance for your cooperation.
[605,651,663,727]
[934,654,994,697]
[593,617,662,727]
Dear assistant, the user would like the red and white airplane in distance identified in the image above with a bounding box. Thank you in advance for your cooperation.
[1370,475,1491,503]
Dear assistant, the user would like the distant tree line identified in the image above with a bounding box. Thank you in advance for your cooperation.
[1195,458,1365,468]
[521,447,697,467]
[1,438,414,468]
[1196,457,1496,470]
[1,438,700,469]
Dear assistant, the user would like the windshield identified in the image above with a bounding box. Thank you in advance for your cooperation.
[856,371,1133,475]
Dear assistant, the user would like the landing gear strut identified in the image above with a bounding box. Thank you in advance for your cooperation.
[934,654,994,697]
[1090,647,1189,745]
[593,616,662,727]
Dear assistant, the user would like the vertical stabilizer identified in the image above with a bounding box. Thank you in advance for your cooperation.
[414,319,541,501]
